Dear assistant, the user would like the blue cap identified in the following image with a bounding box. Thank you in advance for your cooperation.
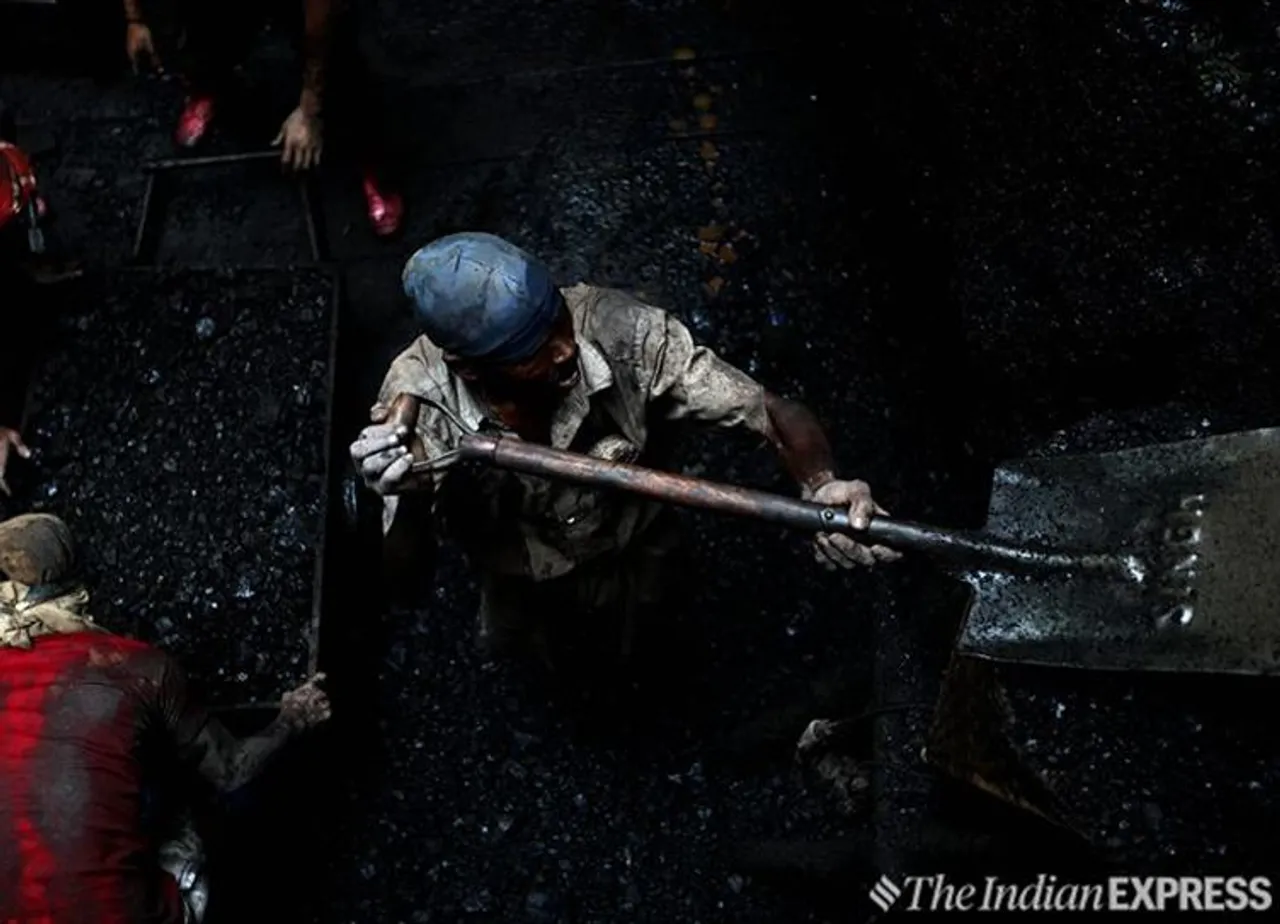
[401,232,561,363]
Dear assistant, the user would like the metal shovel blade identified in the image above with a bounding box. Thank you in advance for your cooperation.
[956,427,1280,675]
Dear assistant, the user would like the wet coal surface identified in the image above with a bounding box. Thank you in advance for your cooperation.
[7,0,1280,919]
[1000,663,1280,872]
[928,0,1280,447]
[31,118,169,267]
[367,0,759,85]
[13,270,332,705]
[148,163,315,268]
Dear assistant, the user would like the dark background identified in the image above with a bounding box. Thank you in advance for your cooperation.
[3,0,1279,920]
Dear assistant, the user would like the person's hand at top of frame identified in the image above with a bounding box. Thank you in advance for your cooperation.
[0,427,31,497]
[274,105,323,171]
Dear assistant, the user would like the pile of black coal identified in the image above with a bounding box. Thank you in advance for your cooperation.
[17,269,334,706]
[999,664,1279,872]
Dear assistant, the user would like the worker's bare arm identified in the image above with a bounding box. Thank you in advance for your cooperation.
[163,667,331,793]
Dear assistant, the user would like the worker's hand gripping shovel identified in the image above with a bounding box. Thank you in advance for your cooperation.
[352,393,448,495]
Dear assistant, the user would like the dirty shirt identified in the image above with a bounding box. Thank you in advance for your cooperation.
[0,632,209,924]
[377,284,772,581]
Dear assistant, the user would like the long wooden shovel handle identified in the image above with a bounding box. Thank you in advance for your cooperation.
[448,430,1090,568]
[389,392,1137,578]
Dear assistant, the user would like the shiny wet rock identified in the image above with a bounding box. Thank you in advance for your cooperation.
[16,270,332,705]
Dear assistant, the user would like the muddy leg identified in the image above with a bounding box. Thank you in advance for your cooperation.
[477,572,553,670]
[609,517,684,665]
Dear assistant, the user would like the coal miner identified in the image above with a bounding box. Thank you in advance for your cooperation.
[1,111,84,496]
[121,0,405,236]
[0,513,332,924]
[349,232,901,663]
[0,125,42,496]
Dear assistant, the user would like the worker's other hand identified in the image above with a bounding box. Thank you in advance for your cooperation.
[273,106,323,171]
[805,478,903,569]
[350,421,413,495]
[125,22,162,74]
[0,427,32,497]
[280,672,331,729]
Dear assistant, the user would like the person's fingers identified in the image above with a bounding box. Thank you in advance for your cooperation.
[354,434,402,457]
[870,545,902,562]
[351,427,406,461]
[817,534,852,567]
[272,127,284,147]
[15,438,31,459]
[358,447,408,480]
[311,671,326,683]
[359,445,409,481]
[827,533,875,568]
[369,403,389,423]
[355,423,406,445]
[873,502,890,517]
[814,534,845,570]
[378,451,414,493]
[845,483,875,531]
[0,475,10,498]
[356,421,399,440]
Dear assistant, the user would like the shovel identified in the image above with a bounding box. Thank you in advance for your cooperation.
[394,389,1280,673]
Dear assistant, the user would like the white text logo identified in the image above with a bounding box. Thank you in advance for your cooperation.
[869,874,1274,912]
[869,875,903,912]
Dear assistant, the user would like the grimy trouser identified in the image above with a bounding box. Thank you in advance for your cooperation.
[478,523,681,663]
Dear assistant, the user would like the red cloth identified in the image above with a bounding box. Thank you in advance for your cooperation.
[0,142,37,233]
[0,632,187,924]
